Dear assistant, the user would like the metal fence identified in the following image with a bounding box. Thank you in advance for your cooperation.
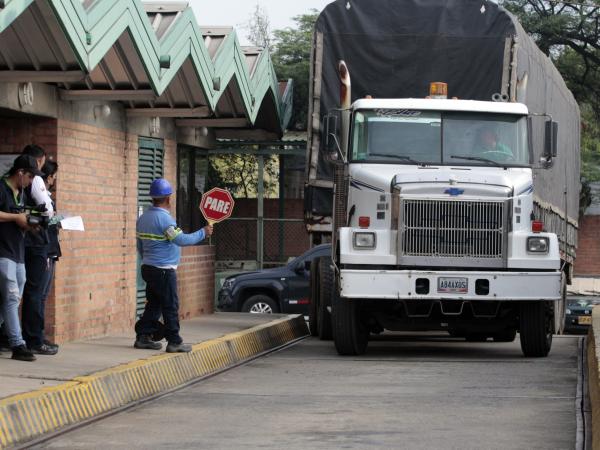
[212,217,309,268]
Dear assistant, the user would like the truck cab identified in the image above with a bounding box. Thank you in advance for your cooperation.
[317,96,562,357]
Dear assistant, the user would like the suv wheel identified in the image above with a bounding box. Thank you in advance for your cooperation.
[241,295,279,314]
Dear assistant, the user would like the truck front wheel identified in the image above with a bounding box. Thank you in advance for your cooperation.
[308,258,320,337]
[318,256,333,340]
[332,277,368,356]
[520,301,552,357]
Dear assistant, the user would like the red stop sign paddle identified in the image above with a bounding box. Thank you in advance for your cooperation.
[199,187,235,225]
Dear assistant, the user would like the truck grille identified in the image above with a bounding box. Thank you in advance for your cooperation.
[401,199,507,259]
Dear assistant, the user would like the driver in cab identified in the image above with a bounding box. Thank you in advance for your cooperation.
[473,128,514,162]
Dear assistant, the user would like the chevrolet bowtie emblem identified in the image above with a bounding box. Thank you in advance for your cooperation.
[444,188,464,196]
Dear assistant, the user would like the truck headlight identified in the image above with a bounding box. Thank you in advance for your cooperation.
[527,237,549,253]
[353,232,376,249]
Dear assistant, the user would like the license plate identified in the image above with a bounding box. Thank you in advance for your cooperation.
[437,277,468,294]
[579,316,592,325]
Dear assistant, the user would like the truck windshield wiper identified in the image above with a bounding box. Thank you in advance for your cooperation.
[450,155,502,167]
[369,153,422,165]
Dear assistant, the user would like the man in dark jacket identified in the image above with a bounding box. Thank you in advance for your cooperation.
[0,155,42,361]
[21,155,60,355]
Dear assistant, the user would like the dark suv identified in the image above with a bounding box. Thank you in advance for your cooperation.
[217,244,331,314]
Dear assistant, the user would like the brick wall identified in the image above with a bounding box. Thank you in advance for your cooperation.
[178,245,215,318]
[0,116,57,158]
[52,126,216,342]
[574,215,600,276]
[0,117,216,343]
[52,120,137,341]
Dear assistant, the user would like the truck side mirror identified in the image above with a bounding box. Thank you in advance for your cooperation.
[324,114,338,153]
[544,120,558,158]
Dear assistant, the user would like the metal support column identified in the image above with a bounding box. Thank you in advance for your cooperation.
[278,154,285,261]
[257,153,264,269]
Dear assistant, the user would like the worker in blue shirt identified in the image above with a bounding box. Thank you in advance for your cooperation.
[135,178,213,352]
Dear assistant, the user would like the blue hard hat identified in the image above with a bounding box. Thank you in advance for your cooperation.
[149,178,173,197]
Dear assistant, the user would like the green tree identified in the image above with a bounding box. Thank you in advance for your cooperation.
[500,0,600,212]
[241,3,271,51]
[271,11,319,130]
[501,0,600,113]
[209,153,279,199]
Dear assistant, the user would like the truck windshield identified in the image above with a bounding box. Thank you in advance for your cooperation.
[351,110,530,166]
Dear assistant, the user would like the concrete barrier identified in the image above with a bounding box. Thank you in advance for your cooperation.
[0,315,308,449]
[587,307,600,449]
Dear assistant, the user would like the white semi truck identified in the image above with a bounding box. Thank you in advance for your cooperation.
[305,0,580,357]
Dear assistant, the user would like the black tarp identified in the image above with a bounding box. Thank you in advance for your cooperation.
[306,0,580,249]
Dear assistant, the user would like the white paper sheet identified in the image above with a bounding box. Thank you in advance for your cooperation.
[60,216,85,231]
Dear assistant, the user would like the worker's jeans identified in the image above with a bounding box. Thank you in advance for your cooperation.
[22,246,51,348]
[138,265,182,344]
[0,257,26,348]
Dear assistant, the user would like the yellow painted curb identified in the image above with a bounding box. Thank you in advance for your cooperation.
[0,315,308,449]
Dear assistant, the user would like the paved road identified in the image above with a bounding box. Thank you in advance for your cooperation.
[35,334,580,450]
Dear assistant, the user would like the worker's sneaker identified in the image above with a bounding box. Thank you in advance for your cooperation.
[134,335,162,350]
[11,345,36,362]
[29,343,59,355]
[43,340,59,351]
[166,342,192,353]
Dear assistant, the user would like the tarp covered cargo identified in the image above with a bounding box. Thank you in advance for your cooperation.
[305,0,580,258]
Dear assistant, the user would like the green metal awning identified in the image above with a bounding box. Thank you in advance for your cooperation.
[0,0,292,138]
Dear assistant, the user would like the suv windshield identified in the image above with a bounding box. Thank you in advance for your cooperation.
[351,109,530,166]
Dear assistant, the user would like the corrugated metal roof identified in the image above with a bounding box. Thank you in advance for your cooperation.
[201,27,233,59]
[0,0,293,136]
[144,2,189,40]
[0,1,80,74]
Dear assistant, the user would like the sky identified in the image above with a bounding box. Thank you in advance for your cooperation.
[187,0,334,45]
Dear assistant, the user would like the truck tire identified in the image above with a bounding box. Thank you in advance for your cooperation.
[492,328,517,342]
[318,256,333,340]
[520,301,552,357]
[308,258,320,336]
[553,274,567,335]
[332,276,368,356]
[241,295,279,314]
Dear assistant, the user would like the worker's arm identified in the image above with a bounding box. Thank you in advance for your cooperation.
[0,211,28,228]
[167,224,213,246]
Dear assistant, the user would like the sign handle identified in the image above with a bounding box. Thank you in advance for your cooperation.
[206,219,215,244]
